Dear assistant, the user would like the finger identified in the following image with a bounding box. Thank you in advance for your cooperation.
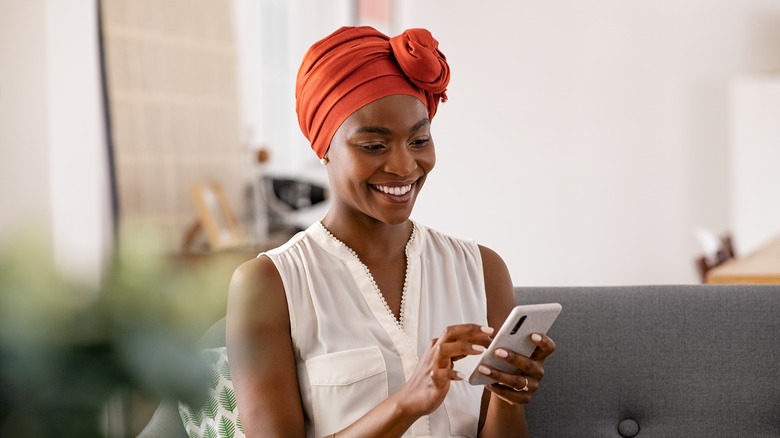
[438,341,486,361]
[430,341,484,370]
[490,348,544,381]
[429,368,466,388]
[430,343,452,369]
[479,360,540,392]
[529,333,556,361]
[437,324,494,344]
[429,326,493,368]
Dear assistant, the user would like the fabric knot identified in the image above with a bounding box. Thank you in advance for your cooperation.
[390,28,450,95]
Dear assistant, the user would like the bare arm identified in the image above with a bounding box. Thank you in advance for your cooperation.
[226,256,305,437]
[477,245,556,438]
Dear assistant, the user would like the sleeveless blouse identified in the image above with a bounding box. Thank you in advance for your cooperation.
[262,220,488,437]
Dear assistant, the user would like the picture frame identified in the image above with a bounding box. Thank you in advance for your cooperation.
[189,181,244,251]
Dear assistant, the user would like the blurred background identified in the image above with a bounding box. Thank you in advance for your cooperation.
[3,0,780,287]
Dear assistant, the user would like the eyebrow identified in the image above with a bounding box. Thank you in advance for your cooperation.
[410,118,430,132]
[354,118,430,136]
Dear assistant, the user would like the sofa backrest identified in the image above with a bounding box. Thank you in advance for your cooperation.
[516,284,780,437]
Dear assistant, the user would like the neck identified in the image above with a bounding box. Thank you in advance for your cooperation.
[320,215,413,263]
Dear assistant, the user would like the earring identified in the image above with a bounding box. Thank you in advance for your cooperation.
[320,157,329,165]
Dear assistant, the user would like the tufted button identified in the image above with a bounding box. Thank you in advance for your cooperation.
[618,419,640,437]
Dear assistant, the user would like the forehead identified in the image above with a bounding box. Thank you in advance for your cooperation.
[343,94,429,130]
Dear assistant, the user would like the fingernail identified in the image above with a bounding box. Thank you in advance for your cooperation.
[478,365,491,375]
[481,326,494,335]
[495,348,509,358]
[455,371,465,380]
[531,333,542,342]
[472,344,486,353]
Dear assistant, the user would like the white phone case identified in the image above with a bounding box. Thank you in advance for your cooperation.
[468,303,562,385]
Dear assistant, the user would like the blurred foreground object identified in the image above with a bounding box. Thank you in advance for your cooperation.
[0,227,229,437]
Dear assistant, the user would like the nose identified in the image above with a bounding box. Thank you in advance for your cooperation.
[385,145,417,176]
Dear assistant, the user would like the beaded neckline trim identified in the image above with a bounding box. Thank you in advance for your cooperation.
[318,221,416,331]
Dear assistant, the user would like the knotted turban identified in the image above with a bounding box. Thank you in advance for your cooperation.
[295,26,450,158]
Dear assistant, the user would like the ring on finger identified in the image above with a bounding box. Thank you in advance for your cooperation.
[512,376,529,392]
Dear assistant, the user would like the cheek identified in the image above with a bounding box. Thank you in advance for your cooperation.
[423,148,436,173]
[330,160,367,191]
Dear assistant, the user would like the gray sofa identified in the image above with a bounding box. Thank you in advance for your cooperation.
[519,284,779,437]
[139,284,780,437]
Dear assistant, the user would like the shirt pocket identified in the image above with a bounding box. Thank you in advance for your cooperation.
[305,345,388,436]
[443,379,481,437]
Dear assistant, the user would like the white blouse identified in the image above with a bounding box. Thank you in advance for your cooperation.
[263,220,488,437]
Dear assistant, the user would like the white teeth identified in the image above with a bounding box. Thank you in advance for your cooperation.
[375,184,412,196]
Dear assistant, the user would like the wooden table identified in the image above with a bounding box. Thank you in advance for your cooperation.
[706,234,780,284]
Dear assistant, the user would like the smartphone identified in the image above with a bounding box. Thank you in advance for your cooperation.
[468,303,562,385]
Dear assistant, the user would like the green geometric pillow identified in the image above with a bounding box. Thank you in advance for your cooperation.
[178,347,245,438]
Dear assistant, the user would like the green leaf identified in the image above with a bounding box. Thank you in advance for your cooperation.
[219,386,237,412]
[237,414,243,433]
[204,424,218,438]
[219,416,236,438]
[203,395,219,420]
[220,361,232,381]
[188,404,203,427]
[208,367,220,390]
[178,407,190,426]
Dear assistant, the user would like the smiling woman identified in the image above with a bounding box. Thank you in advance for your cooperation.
[224,25,557,438]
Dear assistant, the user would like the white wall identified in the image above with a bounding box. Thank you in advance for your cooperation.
[0,0,51,245]
[394,0,780,285]
[0,0,111,285]
[233,0,352,177]
[730,77,780,253]
[5,0,780,287]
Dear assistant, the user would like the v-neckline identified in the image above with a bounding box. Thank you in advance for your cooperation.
[317,221,416,331]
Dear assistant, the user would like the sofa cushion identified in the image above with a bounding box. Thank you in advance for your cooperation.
[178,347,245,438]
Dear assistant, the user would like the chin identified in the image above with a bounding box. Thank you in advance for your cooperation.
[383,216,411,226]
[366,207,412,226]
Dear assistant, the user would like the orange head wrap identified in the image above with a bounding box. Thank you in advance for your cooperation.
[295,26,450,158]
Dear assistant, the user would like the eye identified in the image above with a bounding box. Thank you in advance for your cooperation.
[362,143,386,152]
[410,138,430,148]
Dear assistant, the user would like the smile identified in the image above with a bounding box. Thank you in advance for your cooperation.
[372,183,413,196]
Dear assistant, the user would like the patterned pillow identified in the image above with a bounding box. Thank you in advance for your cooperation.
[178,347,245,438]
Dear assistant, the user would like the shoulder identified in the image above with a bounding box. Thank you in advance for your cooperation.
[414,222,481,257]
[229,255,283,301]
[415,222,469,243]
[227,255,288,334]
[477,245,510,281]
[477,244,517,329]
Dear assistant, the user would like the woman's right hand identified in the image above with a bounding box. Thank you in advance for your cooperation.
[395,324,493,416]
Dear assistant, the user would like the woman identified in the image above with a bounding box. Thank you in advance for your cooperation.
[226,26,556,437]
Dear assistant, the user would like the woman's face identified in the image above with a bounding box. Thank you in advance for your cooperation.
[326,94,436,225]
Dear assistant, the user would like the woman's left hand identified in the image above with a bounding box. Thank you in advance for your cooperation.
[480,332,556,405]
